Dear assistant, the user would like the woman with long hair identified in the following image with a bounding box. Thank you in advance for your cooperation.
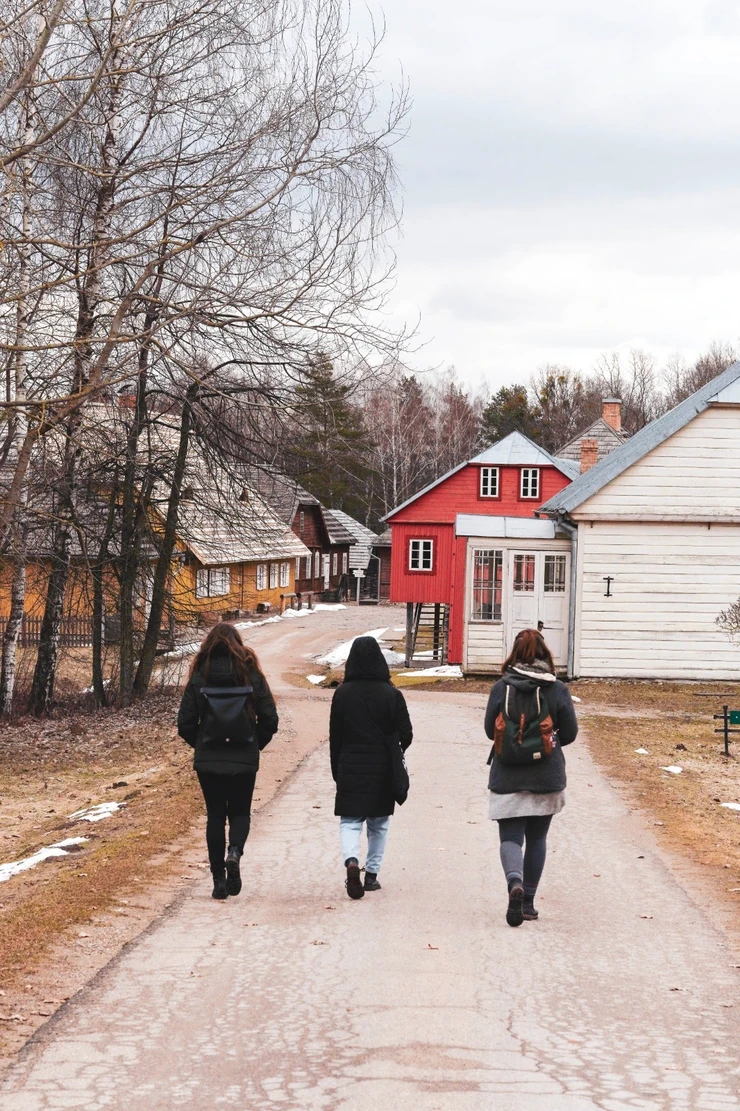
[178,622,278,899]
[484,628,578,926]
[330,636,413,899]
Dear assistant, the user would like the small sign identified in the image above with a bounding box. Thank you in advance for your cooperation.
[729,711,740,725]
[352,569,365,578]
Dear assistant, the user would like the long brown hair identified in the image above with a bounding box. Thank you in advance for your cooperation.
[188,622,271,693]
[502,628,556,675]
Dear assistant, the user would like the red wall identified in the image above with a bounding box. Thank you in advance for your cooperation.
[390,464,570,524]
[389,522,455,604]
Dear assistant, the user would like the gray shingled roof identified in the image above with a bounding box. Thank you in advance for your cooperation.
[321,508,357,547]
[539,361,740,516]
[555,417,627,464]
[243,467,320,525]
[324,509,377,569]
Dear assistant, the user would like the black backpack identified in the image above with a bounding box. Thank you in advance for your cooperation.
[200,686,256,747]
[487,682,554,767]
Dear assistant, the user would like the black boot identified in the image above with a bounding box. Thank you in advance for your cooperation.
[211,867,228,900]
[506,881,524,927]
[345,858,364,900]
[225,846,242,897]
[364,871,381,891]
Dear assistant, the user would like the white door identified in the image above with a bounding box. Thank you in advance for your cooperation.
[322,554,330,588]
[506,551,569,667]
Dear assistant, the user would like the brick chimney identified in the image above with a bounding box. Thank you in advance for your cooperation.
[580,438,599,473]
[602,397,622,433]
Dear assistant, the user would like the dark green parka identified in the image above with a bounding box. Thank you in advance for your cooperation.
[177,649,278,775]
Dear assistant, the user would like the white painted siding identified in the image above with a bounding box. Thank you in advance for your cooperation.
[465,623,505,672]
[575,406,740,520]
[577,521,740,679]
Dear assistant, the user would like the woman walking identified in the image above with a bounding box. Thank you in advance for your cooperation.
[330,636,413,899]
[178,623,278,900]
[484,628,578,926]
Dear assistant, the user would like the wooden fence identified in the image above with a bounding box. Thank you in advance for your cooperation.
[0,615,96,647]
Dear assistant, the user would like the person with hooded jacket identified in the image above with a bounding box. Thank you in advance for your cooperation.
[178,622,278,900]
[330,636,413,900]
[484,628,578,927]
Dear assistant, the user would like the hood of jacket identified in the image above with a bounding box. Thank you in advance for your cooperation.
[344,636,390,683]
[503,660,556,693]
[197,649,239,686]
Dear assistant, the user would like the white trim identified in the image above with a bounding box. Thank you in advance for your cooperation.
[520,467,540,499]
[479,466,499,498]
[409,538,434,570]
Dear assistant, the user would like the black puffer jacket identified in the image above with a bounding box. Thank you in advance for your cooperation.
[484,665,578,794]
[177,649,278,775]
[330,637,413,818]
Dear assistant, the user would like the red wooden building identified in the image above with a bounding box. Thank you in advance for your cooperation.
[384,432,578,672]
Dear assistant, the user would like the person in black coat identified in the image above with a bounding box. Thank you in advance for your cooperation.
[484,628,578,927]
[178,622,278,900]
[330,636,413,899]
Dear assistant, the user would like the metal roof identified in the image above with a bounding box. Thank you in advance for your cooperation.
[455,514,559,539]
[383,432,577,521]
[539,361,740,516]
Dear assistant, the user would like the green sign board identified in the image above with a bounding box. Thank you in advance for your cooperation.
[729,711,740,725]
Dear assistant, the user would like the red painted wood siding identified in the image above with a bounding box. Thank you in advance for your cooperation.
[388,464,570,525]
[389,523,455,604]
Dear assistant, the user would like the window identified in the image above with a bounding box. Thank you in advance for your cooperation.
[313,550,321,578]
[295,556,301,581]
[520,468,540,499]
[409,538,433,571]
[196,566,231,598]
[513,554,536,592]
[256,564,267,591]
[269,563,278,589]
[304,555,312,579]
[299,510,305,536]
[341,553,348,574]
[471,549,503,621]
[280,561,290,587]
[332,552,338,576]
[479,466,499,498]
[544,554,567,593]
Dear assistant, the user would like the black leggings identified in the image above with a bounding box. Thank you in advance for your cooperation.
[498,815,553,901]
[196,771,256,872]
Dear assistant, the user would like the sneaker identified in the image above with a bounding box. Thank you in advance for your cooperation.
[212,868,228,900]
[225,846,242,897]
[364,871,382,891]
[506,882,524,927]
[345,858,365,900]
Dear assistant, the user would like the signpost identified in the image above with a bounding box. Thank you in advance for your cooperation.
[352,568,365,605]
[713,705,740,757]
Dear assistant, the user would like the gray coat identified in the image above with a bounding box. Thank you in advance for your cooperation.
[484,669,578,794]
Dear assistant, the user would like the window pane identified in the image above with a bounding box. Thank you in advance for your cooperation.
[544,554,566,592]
[513,554,536,591]
[256,564,266,590]
[196,568,208,598]
[471,549,503,620]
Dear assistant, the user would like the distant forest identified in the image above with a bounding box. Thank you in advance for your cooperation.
[280,342,737,529]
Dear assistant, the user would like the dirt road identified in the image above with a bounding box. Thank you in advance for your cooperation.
[2,607,739,1109]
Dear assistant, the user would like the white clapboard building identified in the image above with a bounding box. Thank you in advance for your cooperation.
[538,362,740,680]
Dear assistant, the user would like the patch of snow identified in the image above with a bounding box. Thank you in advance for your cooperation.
[313,604,346,611]
[306,674,326,685]
[317,628,389,668]
[661,765,683,774]
[721,802,740,812]
[81,678,112,695]
[397,665,463,679]
[69,801,124,823]
[635,748,649,754]
[0,837,88,883]
[571,695,582,703]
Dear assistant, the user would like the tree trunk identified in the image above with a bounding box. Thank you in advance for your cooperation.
[132,389,194,697]
[0,523,27,714]
[91,484,118,707]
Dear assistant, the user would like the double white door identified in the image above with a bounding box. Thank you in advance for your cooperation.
[506,550,569,666]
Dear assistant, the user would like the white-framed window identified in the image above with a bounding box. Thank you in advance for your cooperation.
[256,564,267,591]
[295,556,301,581]
[471,549,503,621]
[313,550,320,578]
[513,554,536,592]
[280,561,290,587]
[544,554,567,593]
[479,466,499,498]
[269,562,278,589]
[520,468,540,499]
[332,552,338,576]
[196,566,231,598]
[299,510,305,536]
[341,553,348,574]
[304,555,312,579]
[409,538,433,571]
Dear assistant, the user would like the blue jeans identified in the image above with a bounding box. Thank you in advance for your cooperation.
[339,816,390,874]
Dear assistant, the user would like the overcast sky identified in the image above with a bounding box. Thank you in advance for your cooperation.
[376,0,740,389]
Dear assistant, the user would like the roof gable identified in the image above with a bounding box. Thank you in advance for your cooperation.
[539,361,740,516]
[555,417,627,463]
